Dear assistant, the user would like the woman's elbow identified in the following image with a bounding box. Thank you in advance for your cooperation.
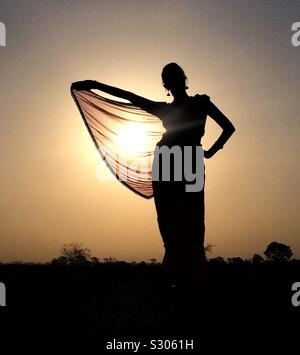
[222,124,235,140]
[227,123,236,134]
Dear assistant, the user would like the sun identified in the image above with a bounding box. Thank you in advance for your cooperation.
[116,124,148,157]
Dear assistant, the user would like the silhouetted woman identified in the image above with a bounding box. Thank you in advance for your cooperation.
[72,62,235,289]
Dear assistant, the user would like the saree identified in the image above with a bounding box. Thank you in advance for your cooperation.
[71,88,166,198]
[72,86,210,286]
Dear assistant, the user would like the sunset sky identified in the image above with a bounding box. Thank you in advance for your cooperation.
[0,0,299,262]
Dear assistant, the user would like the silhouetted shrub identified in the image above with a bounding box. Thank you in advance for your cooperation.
[227,257,245,265]
[51,243,93,265]
[264,242,293,263]
[209,256,226,264]
[252,254,265,265]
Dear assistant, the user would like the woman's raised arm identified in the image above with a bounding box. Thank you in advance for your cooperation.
[71,80,167,117]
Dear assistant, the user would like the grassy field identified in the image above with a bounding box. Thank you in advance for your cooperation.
[1,262,299,349]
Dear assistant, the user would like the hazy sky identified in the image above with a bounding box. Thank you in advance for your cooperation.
[0,0,299,262]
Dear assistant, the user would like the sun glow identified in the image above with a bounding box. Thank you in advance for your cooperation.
[116,124,149,157]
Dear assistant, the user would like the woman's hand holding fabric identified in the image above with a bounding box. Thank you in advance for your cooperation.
[71,80,96,91]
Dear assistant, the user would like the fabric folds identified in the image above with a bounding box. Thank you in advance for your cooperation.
[71,88,165,199]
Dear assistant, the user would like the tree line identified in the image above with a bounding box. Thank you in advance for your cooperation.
[47,241,295,266]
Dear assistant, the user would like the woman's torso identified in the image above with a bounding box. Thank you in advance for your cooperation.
[157,94,210,147]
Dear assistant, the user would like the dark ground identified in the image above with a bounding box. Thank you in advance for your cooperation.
[1,262,299,351]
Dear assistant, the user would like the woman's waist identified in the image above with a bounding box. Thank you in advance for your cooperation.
[160,128,203,140]
[157,134,202,147]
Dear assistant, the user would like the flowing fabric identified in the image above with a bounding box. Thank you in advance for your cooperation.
[71,88,166,198]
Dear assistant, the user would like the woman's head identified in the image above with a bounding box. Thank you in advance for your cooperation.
[161,62,188,92]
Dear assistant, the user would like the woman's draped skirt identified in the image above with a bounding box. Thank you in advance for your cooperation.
[152,144,207,286]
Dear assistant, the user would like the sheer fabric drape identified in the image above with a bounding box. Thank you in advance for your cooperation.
[71,88,165,198]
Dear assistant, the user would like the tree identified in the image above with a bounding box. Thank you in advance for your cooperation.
[209,256,226,264]
[104,257,117,263]
[90,256,101,265]
[204,243,214,258]
[51,243,92,265]
[264,242,293,263]
[227,257,244,265]
[252,254,265,265]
